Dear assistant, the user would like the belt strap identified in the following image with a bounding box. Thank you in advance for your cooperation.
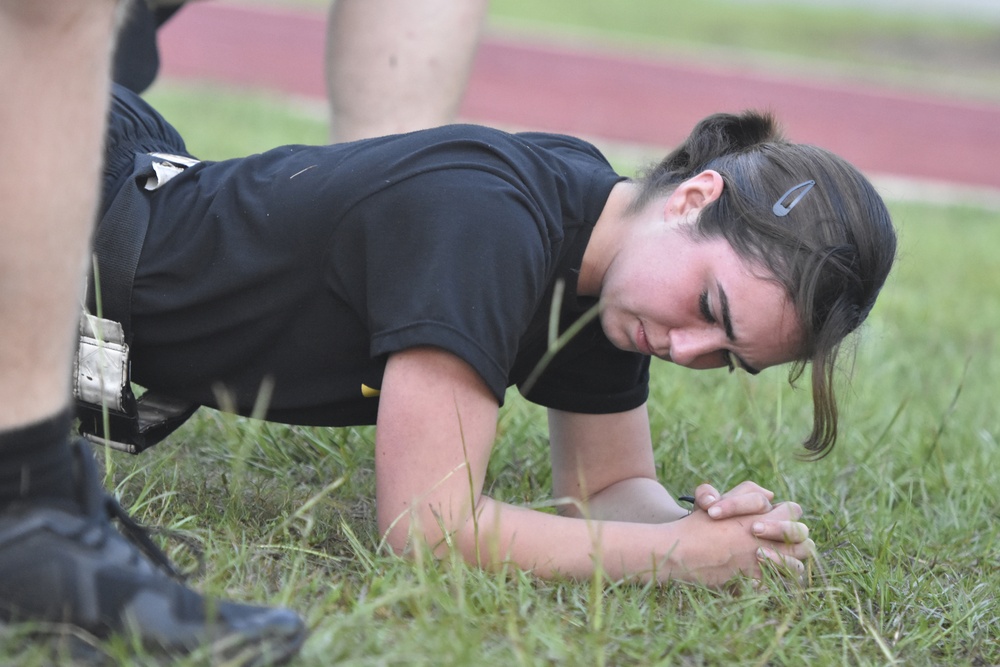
[78,152,200,454]
[89,151,198,338]
[89,152,155,338]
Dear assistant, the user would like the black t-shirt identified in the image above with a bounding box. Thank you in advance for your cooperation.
[104,85,650,426]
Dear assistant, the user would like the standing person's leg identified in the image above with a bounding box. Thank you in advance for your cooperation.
[325,0,490,143]
[0,2,305,661]
[0,1,114,432]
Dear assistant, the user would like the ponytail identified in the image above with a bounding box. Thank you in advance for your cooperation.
[628,111,783,214]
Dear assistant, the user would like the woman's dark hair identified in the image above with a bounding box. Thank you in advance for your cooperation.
[630,111,897,457]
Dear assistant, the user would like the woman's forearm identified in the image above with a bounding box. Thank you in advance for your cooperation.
[450,494,797,587]
[453,495,686,582]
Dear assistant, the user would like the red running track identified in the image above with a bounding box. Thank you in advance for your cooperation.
[158,1,1000,190]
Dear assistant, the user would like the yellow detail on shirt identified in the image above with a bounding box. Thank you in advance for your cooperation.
[361,384,381,398]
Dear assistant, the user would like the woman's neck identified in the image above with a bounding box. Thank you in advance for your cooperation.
[577,181,639,297]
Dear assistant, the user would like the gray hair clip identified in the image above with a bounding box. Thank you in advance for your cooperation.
[773,179,816,216]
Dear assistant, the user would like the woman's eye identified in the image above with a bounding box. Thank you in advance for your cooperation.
[699,291,716,324]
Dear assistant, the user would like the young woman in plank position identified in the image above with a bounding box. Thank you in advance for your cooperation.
[93,84,896,587]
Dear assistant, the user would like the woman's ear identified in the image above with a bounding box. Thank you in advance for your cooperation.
[678,169,725,209]
[664,170,724,223]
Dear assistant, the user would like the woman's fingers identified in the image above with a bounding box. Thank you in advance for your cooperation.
[753,507,815,583]
[752,519,810,544]
[695,481,777,519]
[693,483,722,508]
[726,480,775,501]
[756,544,813,581]
[708,491,773,518]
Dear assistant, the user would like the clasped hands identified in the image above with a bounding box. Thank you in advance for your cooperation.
[678,480,815,587]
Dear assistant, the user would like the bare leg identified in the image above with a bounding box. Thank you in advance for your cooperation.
[0,0,119,430]
[0,3,307,655]
[325,0,489,143]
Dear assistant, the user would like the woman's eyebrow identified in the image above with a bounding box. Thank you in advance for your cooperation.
[717,282,761,375]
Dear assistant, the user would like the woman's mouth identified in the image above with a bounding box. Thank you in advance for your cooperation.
[636,322,654,356]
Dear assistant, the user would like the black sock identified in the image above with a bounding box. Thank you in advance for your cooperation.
[0,409,76,508]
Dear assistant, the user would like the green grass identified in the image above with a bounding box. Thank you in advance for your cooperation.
[8,4,1000,660]
[9,81,991,666]
[68,206,1000,666]
[144,85,329,160]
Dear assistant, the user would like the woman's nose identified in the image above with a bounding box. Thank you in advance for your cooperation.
[667,328,724,368]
